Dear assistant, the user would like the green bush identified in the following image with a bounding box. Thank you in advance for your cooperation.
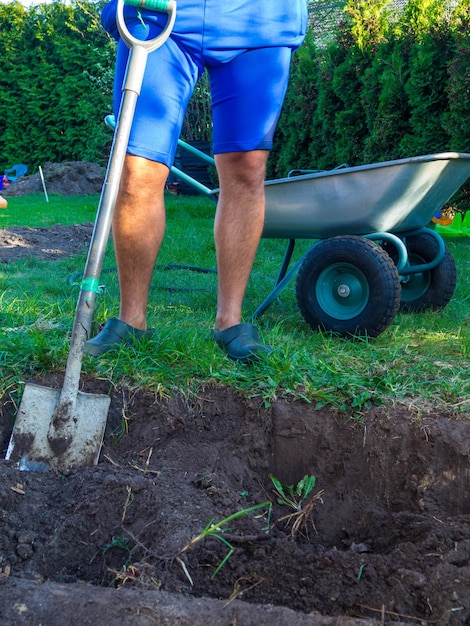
[272,0,470,210]
[2,0,470,213]
[0,0,115,170]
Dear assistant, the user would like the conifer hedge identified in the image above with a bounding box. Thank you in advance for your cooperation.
[1,0,470,212]
[0,0,115,171]
[272,0,470,186]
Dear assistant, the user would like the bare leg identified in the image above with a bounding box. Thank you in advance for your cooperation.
[87,150,269,360]
[84,155,168,356]
[113,155,169,330]
[214,150,268,331]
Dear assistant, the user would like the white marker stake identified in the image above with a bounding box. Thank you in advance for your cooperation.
[39,166,49,203]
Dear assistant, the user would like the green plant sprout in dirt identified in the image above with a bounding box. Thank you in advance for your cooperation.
[103,541,155,590]
[270,474,324,538]
[102,533,133,586]
[102,533,131,557]
[178,501,270,583]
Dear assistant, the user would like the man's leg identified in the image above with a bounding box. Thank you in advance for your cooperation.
[211,149,273,362]
[209,47,293,360]
[214,150,268,332]
[113,155,168,330]
[84,155,168,355]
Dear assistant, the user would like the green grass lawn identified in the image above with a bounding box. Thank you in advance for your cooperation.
[1,192,470,415]
[0,194,100,227]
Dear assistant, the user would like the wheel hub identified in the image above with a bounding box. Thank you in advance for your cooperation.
[316,263,370,320]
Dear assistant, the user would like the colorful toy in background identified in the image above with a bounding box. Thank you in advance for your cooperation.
[1,163,29,210]
[4,164,27,183]
[434,209,470,237]
[0,174,7,208]
[432,208,454,226]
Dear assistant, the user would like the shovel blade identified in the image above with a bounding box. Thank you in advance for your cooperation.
[5,383,110,472]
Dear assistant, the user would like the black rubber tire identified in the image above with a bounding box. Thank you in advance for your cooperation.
[382,233,456,312]
[296,235,401,338]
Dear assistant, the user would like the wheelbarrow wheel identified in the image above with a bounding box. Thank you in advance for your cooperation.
[296,235,401,338]
[383,232,456,312]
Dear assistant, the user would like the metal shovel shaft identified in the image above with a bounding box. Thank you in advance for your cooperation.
[6,0,177,472]
[47,70,144,449]
[47,0,177,448]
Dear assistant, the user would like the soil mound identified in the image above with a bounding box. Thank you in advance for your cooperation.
[2,161,105,196]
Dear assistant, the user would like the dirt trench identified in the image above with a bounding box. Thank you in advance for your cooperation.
[0,377,469,625]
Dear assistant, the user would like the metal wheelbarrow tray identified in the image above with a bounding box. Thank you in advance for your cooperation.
[262,152,470,239]
[175,147,470,337]
[251,151,470,338]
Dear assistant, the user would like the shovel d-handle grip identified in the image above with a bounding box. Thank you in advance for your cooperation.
[117,0,177,52]
[125,0,172,10]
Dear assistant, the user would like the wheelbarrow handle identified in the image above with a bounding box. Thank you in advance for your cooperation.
[117,0,177,52]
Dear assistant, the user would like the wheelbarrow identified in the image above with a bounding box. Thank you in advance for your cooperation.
[172,146,470,337]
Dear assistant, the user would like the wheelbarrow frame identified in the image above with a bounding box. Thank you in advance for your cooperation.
[171,143,470,336]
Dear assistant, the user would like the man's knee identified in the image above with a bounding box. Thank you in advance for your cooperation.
[120,155,168,197]
[216,150,268,191]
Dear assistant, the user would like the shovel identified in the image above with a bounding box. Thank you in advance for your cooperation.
[5,0,177,473]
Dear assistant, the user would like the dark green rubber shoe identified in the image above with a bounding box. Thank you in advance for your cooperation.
[212,323,272,363]
[84,318,153,357]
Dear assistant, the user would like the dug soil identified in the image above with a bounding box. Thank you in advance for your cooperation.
[0,224,470,625]
[0,223,94,262]
[0,380,469,626]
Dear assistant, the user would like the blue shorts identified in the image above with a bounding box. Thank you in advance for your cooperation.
[102,0,308,167]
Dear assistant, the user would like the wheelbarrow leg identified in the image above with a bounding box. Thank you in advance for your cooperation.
[275,239,296,285]
[251,238,297,320]
[250,256,306,320]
